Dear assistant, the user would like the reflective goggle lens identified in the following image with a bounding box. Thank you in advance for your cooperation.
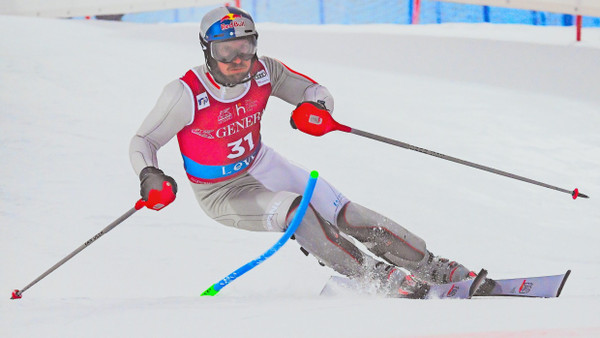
[211,36,257,63]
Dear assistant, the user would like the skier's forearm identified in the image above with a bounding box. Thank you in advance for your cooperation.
[300,83,334,112]
[129,135,159,176]
[129,80,193,176]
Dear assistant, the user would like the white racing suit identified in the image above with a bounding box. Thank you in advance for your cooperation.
[130,56,474,296]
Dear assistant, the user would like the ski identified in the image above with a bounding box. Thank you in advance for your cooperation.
[474,270,571,298]
[426,268,487,299]
[320,269,487,299]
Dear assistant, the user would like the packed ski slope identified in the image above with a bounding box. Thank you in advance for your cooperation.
[1,15,599,337]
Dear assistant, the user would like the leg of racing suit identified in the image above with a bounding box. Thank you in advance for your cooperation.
[336,202,474,284]
[286,199,425,297]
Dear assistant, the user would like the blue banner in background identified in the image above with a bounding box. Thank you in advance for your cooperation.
[93,0,600,27]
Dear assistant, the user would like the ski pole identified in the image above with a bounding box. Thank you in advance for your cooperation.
[201,170,319,296]
[10,199,147,300]
[291,103,588,200]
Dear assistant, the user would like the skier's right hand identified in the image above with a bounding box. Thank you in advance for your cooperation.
[138,166,178,211]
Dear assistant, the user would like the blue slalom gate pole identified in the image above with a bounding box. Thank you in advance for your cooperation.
[201,170,319,296]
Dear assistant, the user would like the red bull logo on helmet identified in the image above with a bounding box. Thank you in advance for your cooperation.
[220,13,241,22]
[220,13,245,30]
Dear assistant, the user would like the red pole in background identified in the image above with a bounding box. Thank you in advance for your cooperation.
[225,0,241,7]
[412,0,421,24]
[576,15,582,41]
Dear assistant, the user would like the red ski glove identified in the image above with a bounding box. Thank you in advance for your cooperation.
[291,101,350,136]
[138,167,177,211]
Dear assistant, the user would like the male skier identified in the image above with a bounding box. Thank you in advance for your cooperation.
[130,6,480,298]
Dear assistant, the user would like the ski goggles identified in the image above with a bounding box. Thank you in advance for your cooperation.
[210,36,257,63]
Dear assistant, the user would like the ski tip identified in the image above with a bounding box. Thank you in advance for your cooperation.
[556,270,571,297]
[10,289,22,300]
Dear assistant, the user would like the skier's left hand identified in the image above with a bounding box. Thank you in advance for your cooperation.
[290,101,332,136]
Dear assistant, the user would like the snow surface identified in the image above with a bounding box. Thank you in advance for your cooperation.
[1,15,600,337]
